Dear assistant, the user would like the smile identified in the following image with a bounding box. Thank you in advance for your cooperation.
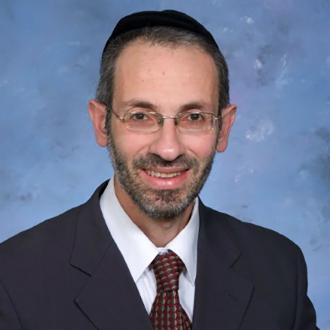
[146,170,183,178]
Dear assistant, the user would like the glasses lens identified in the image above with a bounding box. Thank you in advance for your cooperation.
[178,111,213,131]
[124,109,159,132]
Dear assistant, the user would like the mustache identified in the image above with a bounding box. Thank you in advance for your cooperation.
[133,154,197,169]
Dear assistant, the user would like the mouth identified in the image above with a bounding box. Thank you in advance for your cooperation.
[140,167,190,189]
[146,170,184,179]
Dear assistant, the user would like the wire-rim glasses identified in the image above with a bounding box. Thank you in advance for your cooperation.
[110,108,220,134]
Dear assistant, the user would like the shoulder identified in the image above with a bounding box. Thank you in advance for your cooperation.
[199,204,318,329]
[0,204,81,267]
[0,181,108,263]
[199,203,309,298]
[0,204,84,306]
[199,202,303,261]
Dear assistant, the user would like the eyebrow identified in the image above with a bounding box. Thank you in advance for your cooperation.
[123,99,212,112]
[122,99,156,111]
[180,102,209,112]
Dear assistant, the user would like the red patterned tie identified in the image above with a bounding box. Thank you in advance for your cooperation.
[149,250,192,330]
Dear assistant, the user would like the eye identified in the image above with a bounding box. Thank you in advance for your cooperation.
[184,112,206,121]
[127,111,151,121]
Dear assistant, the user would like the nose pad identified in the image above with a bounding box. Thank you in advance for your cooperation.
[158,116,179,127]
[149,120,185,161]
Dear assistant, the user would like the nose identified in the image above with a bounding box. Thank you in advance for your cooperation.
[148,119,185,161]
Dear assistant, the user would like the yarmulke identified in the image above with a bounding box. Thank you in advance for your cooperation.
[102,10,219,56]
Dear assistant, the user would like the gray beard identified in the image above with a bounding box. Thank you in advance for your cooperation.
[107,133,216,220]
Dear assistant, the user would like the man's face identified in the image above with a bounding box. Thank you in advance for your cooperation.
[89,40,236,220]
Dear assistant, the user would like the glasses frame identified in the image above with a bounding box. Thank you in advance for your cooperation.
[109,107,221,134]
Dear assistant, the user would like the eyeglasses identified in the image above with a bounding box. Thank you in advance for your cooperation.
[111,108,220,134]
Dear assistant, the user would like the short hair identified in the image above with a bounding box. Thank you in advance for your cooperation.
[96,26,229,115]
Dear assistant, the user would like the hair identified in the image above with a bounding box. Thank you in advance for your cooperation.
[96,26,229,120]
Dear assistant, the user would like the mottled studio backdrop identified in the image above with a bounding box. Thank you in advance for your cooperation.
[0,0,329,327]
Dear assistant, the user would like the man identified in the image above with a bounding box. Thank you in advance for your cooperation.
[0,10,318,330]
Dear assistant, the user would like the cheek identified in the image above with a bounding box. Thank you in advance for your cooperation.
[183,135,218,158]
[111,130,153,158]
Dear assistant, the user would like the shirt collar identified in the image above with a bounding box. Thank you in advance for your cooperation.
[100,178,199,285]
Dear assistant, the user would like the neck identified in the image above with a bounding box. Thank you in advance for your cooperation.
[113,178,193,247]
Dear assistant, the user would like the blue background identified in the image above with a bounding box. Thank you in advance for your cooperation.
[0,0,329,327]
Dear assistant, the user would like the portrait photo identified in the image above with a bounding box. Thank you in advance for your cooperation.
[0,0,329,329]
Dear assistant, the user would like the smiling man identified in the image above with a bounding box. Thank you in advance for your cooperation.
[0,10,318,330]
[89,35,235,248]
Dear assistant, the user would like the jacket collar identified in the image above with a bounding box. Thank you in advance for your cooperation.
[70,183,253,330]
[192,201,254,330]
[70,181,153,329]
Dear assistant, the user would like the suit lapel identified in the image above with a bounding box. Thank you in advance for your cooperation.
[192,203,254,330]
[74,244,153,330]
[68,183,253,329]
[70,182,153,330]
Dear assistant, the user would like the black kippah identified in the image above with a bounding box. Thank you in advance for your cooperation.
[102,10,219,57]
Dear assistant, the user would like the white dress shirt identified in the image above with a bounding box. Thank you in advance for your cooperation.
[100,178,199,320]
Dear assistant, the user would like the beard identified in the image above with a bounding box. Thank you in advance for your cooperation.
[107,134,216,220]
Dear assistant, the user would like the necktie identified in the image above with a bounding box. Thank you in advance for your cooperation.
[149,250,192,330]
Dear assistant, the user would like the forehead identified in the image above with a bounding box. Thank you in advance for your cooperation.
[112,40,218,110]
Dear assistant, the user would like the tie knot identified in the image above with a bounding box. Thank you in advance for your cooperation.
[151,251,185,292]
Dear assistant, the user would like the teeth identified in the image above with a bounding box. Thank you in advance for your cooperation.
[147,170,182,178]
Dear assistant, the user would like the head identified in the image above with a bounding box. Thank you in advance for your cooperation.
[89,10,236,221]
[96,22,229,118]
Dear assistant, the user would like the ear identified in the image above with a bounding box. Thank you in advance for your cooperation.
[88,99,108,147]
[216,104,237,152]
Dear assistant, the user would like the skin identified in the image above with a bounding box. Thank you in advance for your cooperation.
[89,39,236,246]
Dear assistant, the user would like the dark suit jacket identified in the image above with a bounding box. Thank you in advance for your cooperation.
[0,181,318,329]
